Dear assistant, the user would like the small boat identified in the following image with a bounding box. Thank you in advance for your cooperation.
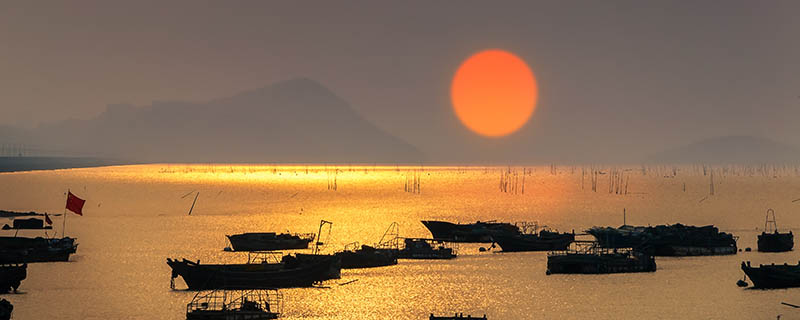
[421,220,520,243]
[167,253,341,290]
[398,238,456,259]
[741,261,800,289]
[0,264,25,293]
[757,209,793,252]
[0,299,11,320]
[546,241,656,274]
[335,223,400,269]
[429,314,487,320]
[186,289,281,320]
[493,223,574,252]
[0,236,78,263]
[226,232,314,252]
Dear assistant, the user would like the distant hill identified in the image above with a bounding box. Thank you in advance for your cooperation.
[21,78,424,163]
[646,136,800,164]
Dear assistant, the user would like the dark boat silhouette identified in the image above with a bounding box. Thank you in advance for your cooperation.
[421,220,520,243]
[741,261,800,289]
[493,223,574,252]
[186,289,282,320]
[398,238,456,259]
[586,223,737,256]
[0,236,77,263]
[226,232,314,252]
[167,254,341,290]
[0,264,25,293]
[757,209,793,252]
[546,241,656,274]
[335,223,400,269]
[430,314,487,320]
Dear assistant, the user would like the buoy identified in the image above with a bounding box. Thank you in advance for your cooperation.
[745,247,752,252]
[479,247,487,252]
[736,279,748,287]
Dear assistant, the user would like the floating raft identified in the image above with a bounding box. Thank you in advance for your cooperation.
[547,241,656,274]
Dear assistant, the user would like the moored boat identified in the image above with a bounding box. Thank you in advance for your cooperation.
[757,209,793,252]
[546,241,656,274]
[493,223,574,252]
[335,223,400,269]
[0,236,78,263]
[226,232,314,252]
[0,263,25,293]
[186,289,282,320]
[398,238,456,259]
[167,253,341,290]
[741,261,800,289]
[421,220,520,243]
[586,223,737,256]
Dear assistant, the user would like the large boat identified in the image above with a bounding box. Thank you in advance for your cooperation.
[493,223,574,252]
[186,289,282,320]
[398,238,456,259]
[420,220,521,243]
[546,241,656,274]
[167,253,341,290]
[741,261,800,289]
[0,236,78,263]
[586,223,737,256]
[226,232,314,252]
[0,264,25,293]
[757,209,793,252]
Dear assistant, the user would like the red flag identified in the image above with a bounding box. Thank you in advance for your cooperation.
[66,191,85,216]
[45,213,53,225]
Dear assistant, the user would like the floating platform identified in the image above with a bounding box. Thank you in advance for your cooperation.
[547,241,656,274]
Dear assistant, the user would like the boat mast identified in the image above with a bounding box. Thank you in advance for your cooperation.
[62,189,68,238]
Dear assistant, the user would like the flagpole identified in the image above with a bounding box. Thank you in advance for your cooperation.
[62,189,68,238]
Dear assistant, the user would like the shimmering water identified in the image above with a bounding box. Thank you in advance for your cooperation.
[1,164,799,319]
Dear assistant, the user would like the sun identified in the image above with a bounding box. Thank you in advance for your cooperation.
[450,49,538,137]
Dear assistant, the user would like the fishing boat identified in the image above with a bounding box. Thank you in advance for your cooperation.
[0,236,77,263]
[186,289,282,320]
[757,209,793,252]
[335,223,399,269]
[741,261,800,289]
[167,253,340,290]
[493,223,574,252]
[0,264,25,293]
[398,238,456,259]
[226,232,314,252]
[421,220,521,243]
[586,223,737,256]
[546,241,656,274]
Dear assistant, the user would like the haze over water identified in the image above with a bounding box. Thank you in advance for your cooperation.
[1,164,799,319]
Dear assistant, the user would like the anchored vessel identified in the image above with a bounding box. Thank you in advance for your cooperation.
[0,236,78,263]
[226,232,314,252]
[0,264,25,293]
[493,223,574,252]
[398,238,456,259]
[741,261,800,289]
[546,241,656,274]
[421,220,520,243]
[586,223,737,256]
[167,253,341,290]
[336,223,400,269]
[186,289,282,320]
[757,209,793,252]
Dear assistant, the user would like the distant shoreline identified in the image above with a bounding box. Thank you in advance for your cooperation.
[0,156,127,173]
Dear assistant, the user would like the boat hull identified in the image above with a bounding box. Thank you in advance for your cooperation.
[336,248,398,269]
[742,262,800,289]
[167,255,340,290]
[494,234,574,252]
[421,220,519,243]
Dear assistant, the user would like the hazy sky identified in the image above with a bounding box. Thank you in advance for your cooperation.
[1,1,799,162]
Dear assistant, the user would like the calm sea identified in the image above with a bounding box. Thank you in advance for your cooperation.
[0,164,798,319]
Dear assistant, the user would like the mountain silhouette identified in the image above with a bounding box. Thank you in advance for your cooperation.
[646,135,800,164]
[22,78,424,163]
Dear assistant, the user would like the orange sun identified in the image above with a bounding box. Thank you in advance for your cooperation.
[450,49,538,137]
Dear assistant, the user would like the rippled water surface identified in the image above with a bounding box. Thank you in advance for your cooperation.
[1,164,800,319]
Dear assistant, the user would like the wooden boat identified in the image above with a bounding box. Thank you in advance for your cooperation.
[336,223,399,269]
[0,236,77,263]
[586,223,737,256]
[741,261,800,289]
[186,289,281,320]
[493,223,574,252]
[398,238,456,259]
[421,220,520,243]
[0,264,25,293]
[546,241,656,274]
[167,253,340,290]
[757,209,793,252]
[226,232,314,252]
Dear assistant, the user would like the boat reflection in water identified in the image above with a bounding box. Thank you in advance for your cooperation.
[186,289,281,320]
